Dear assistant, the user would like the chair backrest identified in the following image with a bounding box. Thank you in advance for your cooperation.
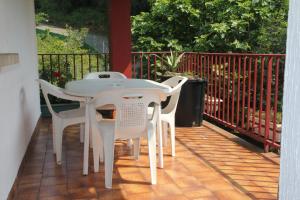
[84,71,127,80]
[161,76,188,115]
[37,79,84,116]
[91,88,162,139]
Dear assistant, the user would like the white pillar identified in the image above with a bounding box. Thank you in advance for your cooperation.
[279,0,300,199]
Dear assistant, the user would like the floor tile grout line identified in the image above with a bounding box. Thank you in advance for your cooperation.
[65,127,71,200]
[13,135,34,200]
[14,119,279,200]
[175,136,259,200]
[13,119,47,200]
[62,126,71,199]
[175,129,278,199]
[35,120,50,200]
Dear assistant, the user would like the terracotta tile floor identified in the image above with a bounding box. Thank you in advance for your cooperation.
[13,118,279,200]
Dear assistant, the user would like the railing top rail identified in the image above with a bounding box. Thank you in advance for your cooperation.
[38,53,107,55]
[38,50,284,151]
[131,52,286,57]
[38,52,285,57]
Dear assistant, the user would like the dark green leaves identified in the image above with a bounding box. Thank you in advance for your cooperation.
[132,0,288,53]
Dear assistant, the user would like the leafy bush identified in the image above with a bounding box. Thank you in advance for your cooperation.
[36,26,89,54]
[37,26,92,104]
[35,12,49,25]
[154,51,184,77]
[132,0,288,53]
[132,0,199,51]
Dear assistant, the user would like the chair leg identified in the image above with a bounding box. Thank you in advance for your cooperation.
[83,103,91,175]
[170,120,176,157]
[127,139,133,147]
[104,134,115,189]
[80,123,84,143]
[157,120,164,169]
[92,129,101,173]
[55,122,63,165]
[162,121,168,147]
[89,124,93,149]
[91,120,104,171]
[133,138,140,160]
[52,118,57,154]
[99,138,104,163]
[148,128,157,185]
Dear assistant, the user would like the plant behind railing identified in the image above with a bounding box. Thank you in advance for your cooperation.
[38,53,109,104]
[131,52,285,152]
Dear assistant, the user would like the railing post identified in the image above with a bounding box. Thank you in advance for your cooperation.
[140,52,143,79]
[80,54,83,79]
[41,54,45,72]
[50,54,53,83]
[264,56,273,152]
[73,54,76,80]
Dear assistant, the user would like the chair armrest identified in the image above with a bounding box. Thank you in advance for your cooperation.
[55,88,86,102]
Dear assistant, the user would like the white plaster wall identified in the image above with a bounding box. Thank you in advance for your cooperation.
[279,0,300,199]
[0,0,40,199]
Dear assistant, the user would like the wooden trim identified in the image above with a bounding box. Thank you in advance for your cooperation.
[0,53,19,67]
[7,116,42,200]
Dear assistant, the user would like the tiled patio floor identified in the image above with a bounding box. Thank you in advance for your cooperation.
[12,118,279,200]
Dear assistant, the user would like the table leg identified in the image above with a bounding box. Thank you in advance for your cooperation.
[83,98,90,175]
[157,105,164,169]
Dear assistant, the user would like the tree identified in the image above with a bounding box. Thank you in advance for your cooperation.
[131,0,288,53]
[132,0,199,51]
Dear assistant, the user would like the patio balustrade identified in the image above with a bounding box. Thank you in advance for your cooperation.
[38,52,285,152]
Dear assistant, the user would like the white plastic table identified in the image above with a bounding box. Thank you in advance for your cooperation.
[64,78,171,175]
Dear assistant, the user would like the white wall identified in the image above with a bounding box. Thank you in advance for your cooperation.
[0,0,40,199]
[279,0,300,199]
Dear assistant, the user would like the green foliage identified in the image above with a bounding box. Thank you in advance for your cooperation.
[253,1,288,53]
[37,26,93,100]
[154,51,185,76]
[132,0,200,51]
[35,0,108,33]
[37,26,89,54]
[39,62,73,88]
[132,0,288,53]
[65,26,89,52]
[36,26,105,86]
[39,61,74,104]
[131,0,151,15]
[35,12,48,25]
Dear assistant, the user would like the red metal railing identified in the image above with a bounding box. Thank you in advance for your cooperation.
[38,53,109,82]
[132,52,285,151]
[39,52,285,151]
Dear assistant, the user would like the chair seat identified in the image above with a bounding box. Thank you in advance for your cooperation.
[58,107,85,119]
[96,119,154,140]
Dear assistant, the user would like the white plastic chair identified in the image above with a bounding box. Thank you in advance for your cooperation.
[157,76,188,156]
[38,79,86,164]
[90,88,164,188]
[84,71,127,79]
[80,71,127,143]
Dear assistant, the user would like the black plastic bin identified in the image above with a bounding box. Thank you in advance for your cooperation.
[175,79,207,127]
